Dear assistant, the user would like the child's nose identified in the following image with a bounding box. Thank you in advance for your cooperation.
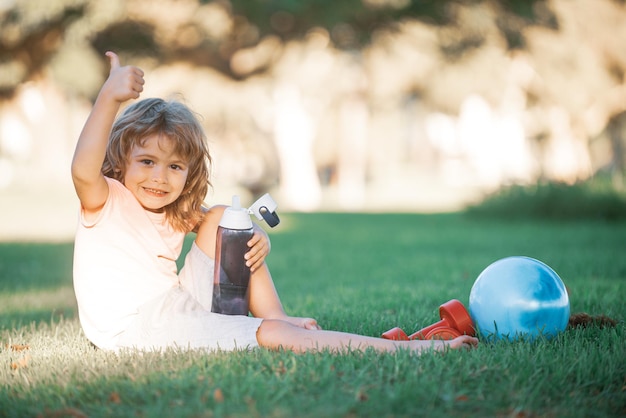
[152,165,168,183]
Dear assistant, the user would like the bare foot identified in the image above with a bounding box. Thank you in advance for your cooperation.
[409,335,479,354]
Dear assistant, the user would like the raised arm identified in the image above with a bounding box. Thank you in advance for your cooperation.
[71,51,145,214]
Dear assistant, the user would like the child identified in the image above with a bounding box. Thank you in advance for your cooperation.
[71,51,478,354]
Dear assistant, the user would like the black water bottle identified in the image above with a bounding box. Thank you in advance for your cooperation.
[211,196,254,315]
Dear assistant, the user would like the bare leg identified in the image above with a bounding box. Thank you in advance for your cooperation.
[247,264,287,318]
[257,319,478,354]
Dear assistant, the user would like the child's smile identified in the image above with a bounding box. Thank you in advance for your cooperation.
[124,134,189,212]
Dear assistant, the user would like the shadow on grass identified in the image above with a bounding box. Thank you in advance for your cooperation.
[0,241,74,293]
[0,307,76,330]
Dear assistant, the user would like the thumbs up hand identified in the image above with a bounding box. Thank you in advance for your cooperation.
[102,51,145,103]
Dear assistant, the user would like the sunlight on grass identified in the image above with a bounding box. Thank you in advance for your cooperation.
[0,287,76,314]
[1,213,624,417]
[0,287,77,329]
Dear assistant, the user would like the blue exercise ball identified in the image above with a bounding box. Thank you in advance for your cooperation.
[469,256,570,341]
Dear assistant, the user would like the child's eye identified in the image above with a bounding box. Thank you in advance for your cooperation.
[170,164,186,171]
[141,159,154,165]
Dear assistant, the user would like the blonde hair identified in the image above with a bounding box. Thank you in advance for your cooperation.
[102,98,211,232]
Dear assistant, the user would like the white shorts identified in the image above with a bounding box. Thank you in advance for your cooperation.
[116,242,263,352]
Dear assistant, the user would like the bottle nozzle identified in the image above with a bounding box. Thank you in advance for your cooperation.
[219,195,252,229]
[232,195,241,210]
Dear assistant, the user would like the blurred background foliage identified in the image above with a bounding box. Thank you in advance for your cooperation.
[1,0,626,240]
[1,0,559,95]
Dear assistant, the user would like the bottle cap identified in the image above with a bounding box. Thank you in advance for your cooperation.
[249,193,280,227]
[219,195,253,230]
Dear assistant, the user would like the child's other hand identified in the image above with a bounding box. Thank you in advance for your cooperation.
[245,225,271,272]
[103,51,145,103]
[285,316,322,330]
[301,317,321,330]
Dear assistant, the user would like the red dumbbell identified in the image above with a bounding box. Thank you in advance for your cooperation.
[411,299,475,339]
[382,299,475,341]
[381,326,410,341]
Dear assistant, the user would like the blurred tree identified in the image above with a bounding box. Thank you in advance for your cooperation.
[0,0,87,98]
[228,0,555,50]
[1,0,556,99]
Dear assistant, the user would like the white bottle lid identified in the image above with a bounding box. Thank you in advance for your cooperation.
[249,193,278,220]
[219,195,253,230]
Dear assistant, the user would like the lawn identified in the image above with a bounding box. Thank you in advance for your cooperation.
[1,213,624,417]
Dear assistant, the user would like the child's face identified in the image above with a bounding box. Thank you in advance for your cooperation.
[123,134,189,212]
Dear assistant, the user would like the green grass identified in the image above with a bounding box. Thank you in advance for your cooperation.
[1,213,625,417]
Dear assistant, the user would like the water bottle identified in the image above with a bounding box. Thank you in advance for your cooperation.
[212,194,280,315]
